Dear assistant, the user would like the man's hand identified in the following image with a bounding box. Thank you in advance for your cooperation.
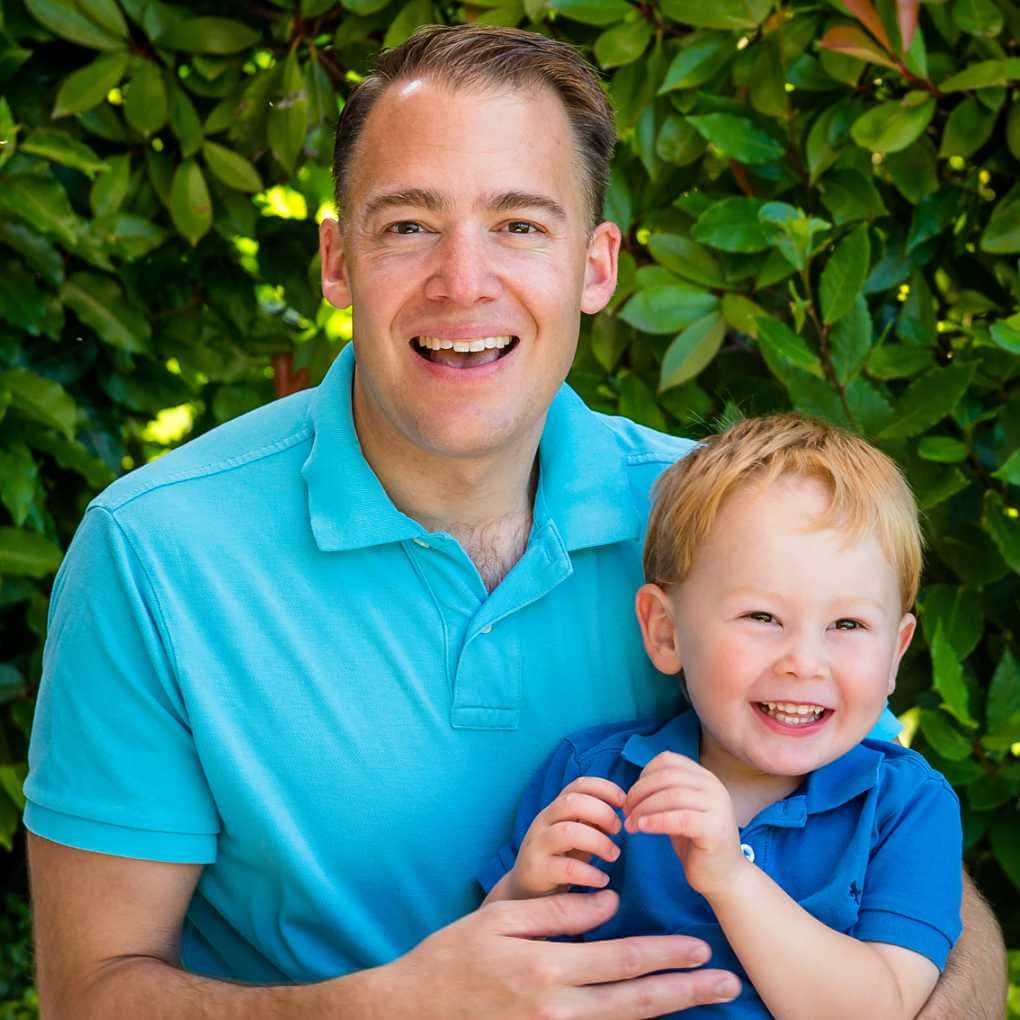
[623,751,744,898]
[491,777,627,901]
[380,889,741,1020]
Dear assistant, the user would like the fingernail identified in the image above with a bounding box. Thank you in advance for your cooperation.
[714,977,739,1001]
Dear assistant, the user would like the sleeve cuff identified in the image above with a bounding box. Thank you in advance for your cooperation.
[24,800,218,864]
[476,844,517,894]
[854,907,959,970]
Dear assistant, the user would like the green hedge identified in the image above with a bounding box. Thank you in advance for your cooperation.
[1,0,1018,1012]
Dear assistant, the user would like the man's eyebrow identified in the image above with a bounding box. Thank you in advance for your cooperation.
[362,188,450,218]
[486,191,567,221]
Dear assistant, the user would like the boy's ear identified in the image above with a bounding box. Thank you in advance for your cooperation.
[887,611,917,694]
[635,583,683,675]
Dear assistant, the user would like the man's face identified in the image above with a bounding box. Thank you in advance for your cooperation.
[320,80,619,464]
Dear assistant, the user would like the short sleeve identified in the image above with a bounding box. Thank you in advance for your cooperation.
[851,769,962,970]
[476,737,584,893]
[24,506,220,863]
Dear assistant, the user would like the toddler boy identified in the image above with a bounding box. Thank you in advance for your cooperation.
[480,414,962,1018]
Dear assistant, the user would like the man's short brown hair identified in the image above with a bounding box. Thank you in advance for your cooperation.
[332,25,616,230]
[644,414,924,612]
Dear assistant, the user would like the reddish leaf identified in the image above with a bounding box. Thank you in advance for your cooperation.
[819,25,900,70]
[841,0,893,51]
[897,0,919,53]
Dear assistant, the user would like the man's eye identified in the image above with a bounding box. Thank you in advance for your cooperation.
[505,221,539,234]
[388,222,423,235]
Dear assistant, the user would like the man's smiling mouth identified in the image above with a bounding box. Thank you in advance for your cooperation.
[411,335,519,368]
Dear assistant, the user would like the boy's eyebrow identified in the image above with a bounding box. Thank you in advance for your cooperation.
[361,188,567,222]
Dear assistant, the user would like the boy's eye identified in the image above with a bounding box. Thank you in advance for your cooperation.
[746,611,775,624]
[833,618,863,631]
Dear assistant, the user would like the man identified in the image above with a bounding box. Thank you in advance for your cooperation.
[25,25,1004,1019]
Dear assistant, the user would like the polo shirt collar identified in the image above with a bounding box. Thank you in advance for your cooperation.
[620,710,885,820]
[302,344,640,553]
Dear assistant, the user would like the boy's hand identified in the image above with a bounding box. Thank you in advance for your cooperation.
[623,752,745,898]
[501,777,627,901]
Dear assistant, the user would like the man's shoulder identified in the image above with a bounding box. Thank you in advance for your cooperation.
[92,389,315,518]
[587,410,697,468]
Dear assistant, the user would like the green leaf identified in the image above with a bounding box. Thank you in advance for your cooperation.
[0,221,63,286]
[0,262,48,335]
[918,436,968,463]
[61,272,151,352]
[0,99,17,171]
[656,115,707,166]
[982,489,1020,574]
[659,33,734,92]
[169,159,212,246]
[918,708,973,760]
[659,311,728,389]
[168,80,203,157]
[53,49,129,116]
[919,584,983,660]
[659,0,770,29]
[594,18,651,68]
[123,60,168,136]
[845,377,893,434]
[548,0,632,23]
[818,169,886,225]
[25,0,125,49]
[850,92,936,153]
[0,527,62,578]
[0,174,79,247]
[268,51,309,174]
[27,431,114,488]
[830,294,872,384]
[692,197,770,253]
[90,152,131,217]
[989,315,1020,355]
[989,815,1020,892]
[878,362,977,438]
[0,444,38,527]
[618,373,667,431]
[980,184,1020,254]
[930,623,976,727]
[21,127,108,176]
[907,185,965,253]
[0,369,76,436]
[939,96,997,158]
[0,764,26,811]
[755,316,824,376]
[868,344,932,382]
[619,285,718,334]
[967,774,1014,812]
[750,37,787,118]
[992,448,1020,485]
[202,140,262,193]
[884,139,938,204]
[156,17,260,54]
[952,0,1003,37]
[647,234,726,288]
[820,225,870,325]
[686,114,784,165]
[721,293,765,337]
[939,59,1020,92]
[985,649,1020,746]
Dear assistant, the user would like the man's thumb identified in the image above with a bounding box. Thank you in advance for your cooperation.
[490,890,619,939]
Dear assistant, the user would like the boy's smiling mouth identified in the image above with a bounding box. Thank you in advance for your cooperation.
[756,702,829,728]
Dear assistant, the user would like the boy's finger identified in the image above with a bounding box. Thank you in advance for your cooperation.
[623,771,707,815]
[631,808,709,838]
[624,788,711,829]
[544,856,611,890]
[544,791,623,834]
[540,819,621,862]
[561,776,627,806]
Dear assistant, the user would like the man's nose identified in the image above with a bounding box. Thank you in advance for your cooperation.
[774,628,827,680]
[423,228,502,304]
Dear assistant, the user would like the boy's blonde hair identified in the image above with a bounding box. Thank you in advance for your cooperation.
[644,414,923,612]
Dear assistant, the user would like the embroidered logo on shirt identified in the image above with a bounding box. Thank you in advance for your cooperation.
[849,881,862,903]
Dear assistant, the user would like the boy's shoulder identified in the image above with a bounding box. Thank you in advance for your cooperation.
[861,738,959,803]
[557,715,678,774]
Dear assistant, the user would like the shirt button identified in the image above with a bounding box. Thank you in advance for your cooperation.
[479,625,493,634]
[413,538,430,549]
[740,843,755,864]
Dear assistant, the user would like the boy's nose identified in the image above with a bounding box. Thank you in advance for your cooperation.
[774,630,827,680]
[423,228,502,305]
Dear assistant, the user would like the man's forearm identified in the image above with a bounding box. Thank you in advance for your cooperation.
[917,870,1007,1020]
[54,956,384,1020]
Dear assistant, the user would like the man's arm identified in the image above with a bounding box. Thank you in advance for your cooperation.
[916,871,1007,1020]
[29,833,740,1020]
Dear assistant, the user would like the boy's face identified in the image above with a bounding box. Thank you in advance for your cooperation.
[637,474,916,786]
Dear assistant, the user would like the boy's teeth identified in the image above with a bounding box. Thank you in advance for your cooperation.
[760,702,825,726]
[416,335,512,352]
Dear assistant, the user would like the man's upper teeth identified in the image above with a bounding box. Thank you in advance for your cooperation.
[764,702,824,715]
[417,335,513,352]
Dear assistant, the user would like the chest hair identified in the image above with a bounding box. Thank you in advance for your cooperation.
[446,511,532,592]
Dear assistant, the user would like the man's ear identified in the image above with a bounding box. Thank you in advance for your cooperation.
[320,217,353,309]
[887,611,917,695]
[635,582,683,675]
[580,220,621,315]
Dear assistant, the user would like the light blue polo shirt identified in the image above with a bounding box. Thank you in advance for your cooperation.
[481,710,963,1018]
[25,342,697,983]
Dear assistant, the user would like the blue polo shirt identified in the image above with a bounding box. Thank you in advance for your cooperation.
[480,710,962,1018]
[25,342,699,983]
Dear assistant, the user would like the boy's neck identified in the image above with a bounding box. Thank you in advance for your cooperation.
[698,738,803,828]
